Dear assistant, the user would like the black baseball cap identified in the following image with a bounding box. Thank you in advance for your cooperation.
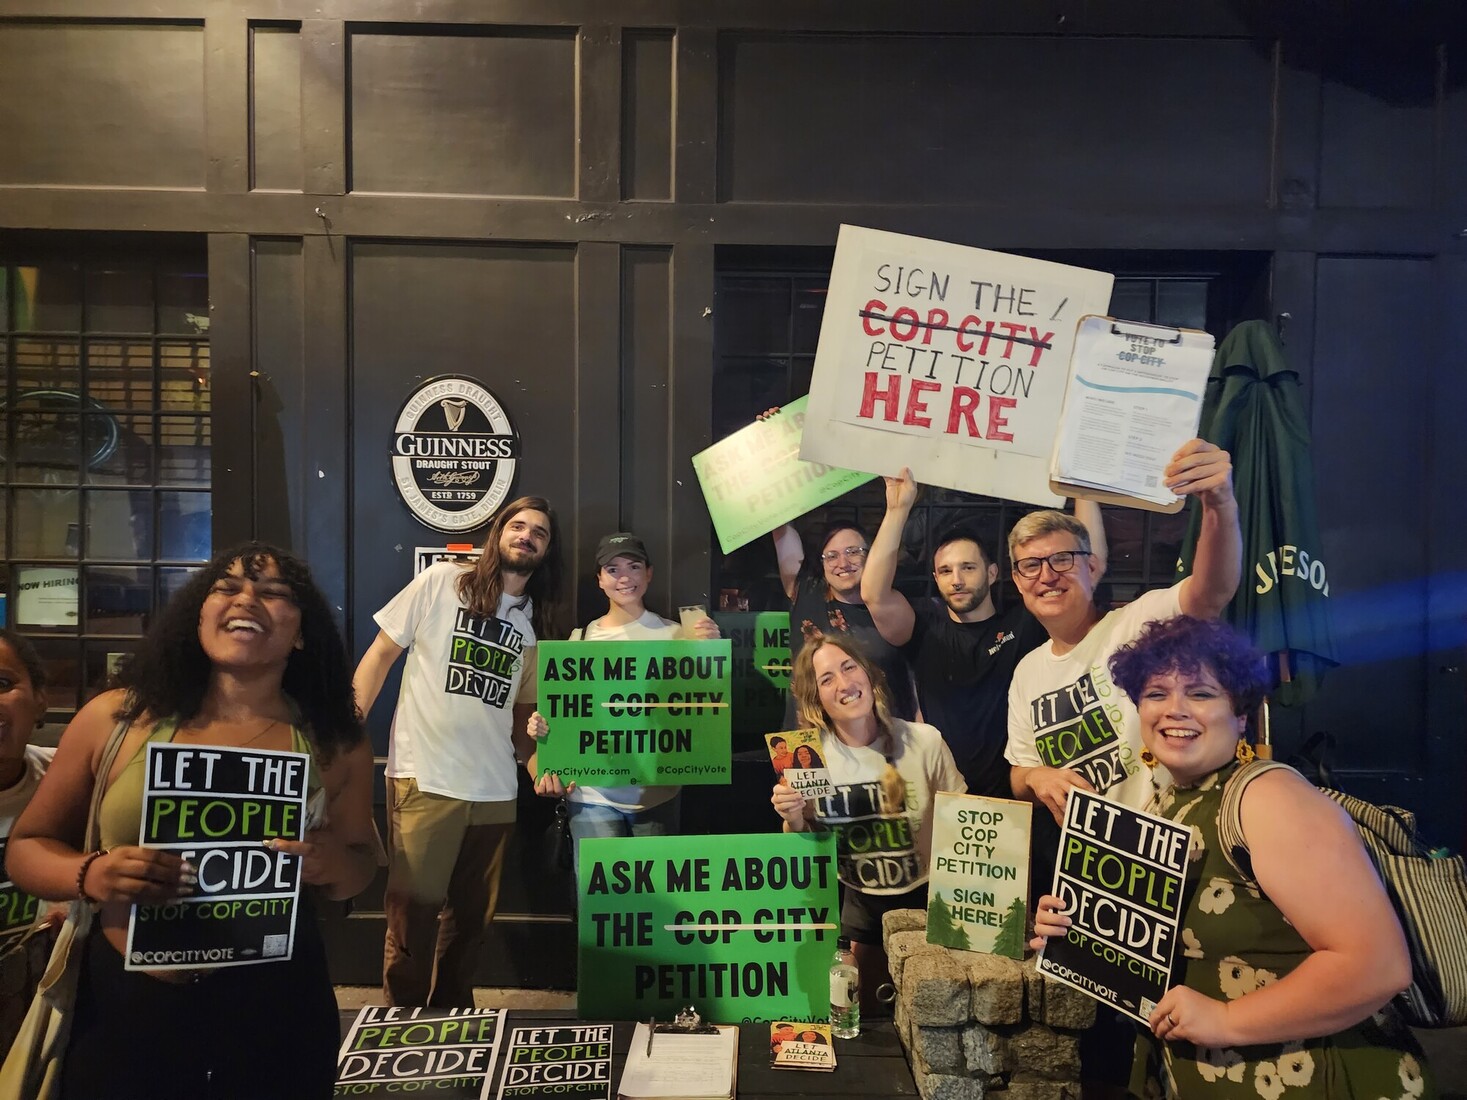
[595,532,650,569]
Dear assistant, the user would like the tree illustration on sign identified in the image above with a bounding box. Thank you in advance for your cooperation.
[991,895,1028,960]
[926,893,971,950]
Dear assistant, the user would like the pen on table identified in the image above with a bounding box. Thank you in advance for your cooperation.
[646,1018,655,1055]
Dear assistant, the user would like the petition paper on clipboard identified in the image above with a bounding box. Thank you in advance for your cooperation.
[1050,317,1214,510]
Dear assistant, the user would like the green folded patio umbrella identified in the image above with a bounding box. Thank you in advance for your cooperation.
[1176,319,1338,707]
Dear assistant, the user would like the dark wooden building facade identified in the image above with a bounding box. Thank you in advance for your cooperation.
[3,1,1464,987]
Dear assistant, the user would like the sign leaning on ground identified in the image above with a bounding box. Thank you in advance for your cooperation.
[392,374,519,533]
[536,640,732,787]
[926,792,1032,958]
[578,832,839,1022]
[1037,789,1190,1023]
[335,1006,506,1098]
[126,743,308,971]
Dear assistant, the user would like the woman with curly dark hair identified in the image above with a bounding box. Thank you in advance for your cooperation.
[8,543,377,1099]
[1030,616,1435,1099]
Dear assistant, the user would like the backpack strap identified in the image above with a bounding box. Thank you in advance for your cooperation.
[1216,758,1294,887]
[571,606,605,642]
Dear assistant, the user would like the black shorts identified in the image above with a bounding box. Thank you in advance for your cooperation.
[840,883,928,945]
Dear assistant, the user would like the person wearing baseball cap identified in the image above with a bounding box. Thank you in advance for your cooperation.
[527,531,720,878]
[593,531,649,569]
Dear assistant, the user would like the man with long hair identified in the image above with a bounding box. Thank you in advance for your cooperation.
[354,495,565,1007]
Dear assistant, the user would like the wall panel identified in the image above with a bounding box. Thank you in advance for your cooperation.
[251,24,304,191]
[718,34,1275,207]
[1316,53,1438,210]
[251,237,305,549]
[1307,255,1433,784]
[0,22,206,188]
[1439,47,1467,210]
[348,239,578,677]
[623,30,673,200]
[349,27,577,196]
[619,246,672,592]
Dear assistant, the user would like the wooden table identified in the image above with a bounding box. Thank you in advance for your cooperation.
[337,1009,918,1099]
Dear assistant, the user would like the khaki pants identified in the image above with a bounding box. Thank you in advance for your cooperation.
[382,776,514,1008]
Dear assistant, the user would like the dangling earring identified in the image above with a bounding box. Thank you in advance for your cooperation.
[1235,740,1256,765]
[1139,748,1158,769]
[875,730,905,812]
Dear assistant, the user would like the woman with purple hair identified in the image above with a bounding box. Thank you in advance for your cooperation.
[1030,616,1434,1098]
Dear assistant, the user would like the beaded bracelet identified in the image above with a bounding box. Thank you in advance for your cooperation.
[76,848,108,903]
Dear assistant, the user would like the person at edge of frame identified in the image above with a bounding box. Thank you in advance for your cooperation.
[8,544,377,1099]
[0,629,60,1057]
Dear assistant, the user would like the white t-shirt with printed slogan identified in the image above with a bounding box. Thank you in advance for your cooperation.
[1005,585,1183,811]
[1,745,54,938]
[376,562,536,803]
[811,719,965,896]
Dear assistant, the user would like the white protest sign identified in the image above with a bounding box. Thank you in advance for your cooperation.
[801,226,1113,506]
[926,793,1031,958]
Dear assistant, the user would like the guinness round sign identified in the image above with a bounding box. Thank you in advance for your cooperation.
[391,375,518,533]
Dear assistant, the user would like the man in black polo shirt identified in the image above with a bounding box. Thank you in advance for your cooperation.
[861,469,1104,798]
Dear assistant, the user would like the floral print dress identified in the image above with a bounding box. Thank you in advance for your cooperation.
[1130,761,1436,1100]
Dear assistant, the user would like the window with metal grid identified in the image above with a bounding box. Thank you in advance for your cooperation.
[1,253,210,716]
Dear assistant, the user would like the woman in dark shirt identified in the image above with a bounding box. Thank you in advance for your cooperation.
[776,519,918,722]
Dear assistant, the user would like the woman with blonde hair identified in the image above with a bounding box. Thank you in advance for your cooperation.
[770,635,963,1010]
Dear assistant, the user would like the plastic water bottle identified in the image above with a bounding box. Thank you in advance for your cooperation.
[829,936,860,1038]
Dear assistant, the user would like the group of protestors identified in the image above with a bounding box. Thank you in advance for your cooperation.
[0,494,721,1098]
[760,409,1436,1097]
[0,411,1438,1096]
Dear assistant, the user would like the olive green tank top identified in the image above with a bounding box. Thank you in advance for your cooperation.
[98,716,321,852]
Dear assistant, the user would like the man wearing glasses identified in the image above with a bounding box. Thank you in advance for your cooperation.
[1005,438,1241,821]
[861,468,1106,799]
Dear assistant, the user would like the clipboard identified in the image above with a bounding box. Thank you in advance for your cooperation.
[619,1015,738,1100]
[1049,315,1214,513]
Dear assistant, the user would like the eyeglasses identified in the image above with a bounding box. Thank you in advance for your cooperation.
[1013,550,1093,578]
[820,546,869,563]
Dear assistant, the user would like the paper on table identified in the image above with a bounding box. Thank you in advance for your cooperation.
[616,1023,737,1099]
[1052,318,1213,507]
